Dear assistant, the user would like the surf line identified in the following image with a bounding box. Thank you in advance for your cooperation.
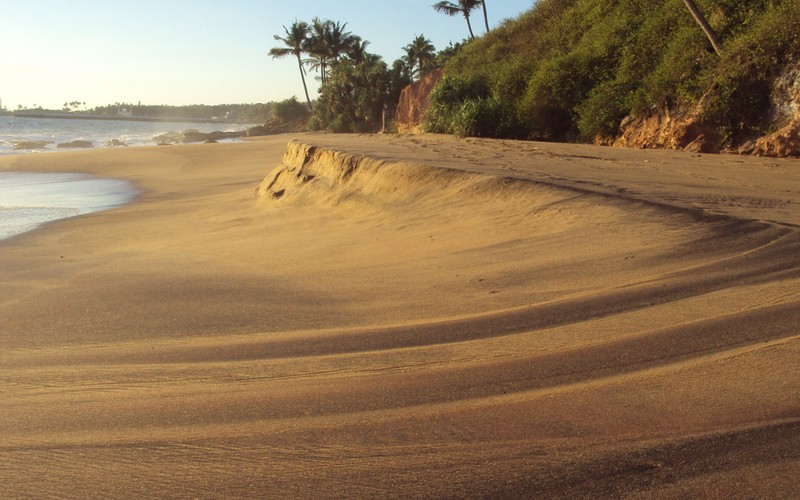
[0,172,137,241]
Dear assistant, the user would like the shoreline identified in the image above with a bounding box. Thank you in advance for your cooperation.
[11,111,240,124]
[0,114,263,154]
[0,171,138,241]
[1,136,798,497]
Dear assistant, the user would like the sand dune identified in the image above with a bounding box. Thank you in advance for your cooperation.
[1,134,798,498]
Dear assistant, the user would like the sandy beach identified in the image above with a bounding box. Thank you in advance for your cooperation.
[1,133,798,497]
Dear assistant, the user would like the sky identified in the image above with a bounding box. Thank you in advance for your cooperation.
[0,0,534,110]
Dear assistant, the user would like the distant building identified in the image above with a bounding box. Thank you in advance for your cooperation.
[118,107,133,117]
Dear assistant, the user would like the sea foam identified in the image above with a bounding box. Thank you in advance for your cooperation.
[0,172,137,240]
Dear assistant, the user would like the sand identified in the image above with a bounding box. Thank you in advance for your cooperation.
[0,133,798,498]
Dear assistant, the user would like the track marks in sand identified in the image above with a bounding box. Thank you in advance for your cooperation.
[2,136,800,497]
[4,290,798,445]
[699,193,793,212]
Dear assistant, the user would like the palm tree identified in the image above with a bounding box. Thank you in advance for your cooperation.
[305,18,331,85]
[324,20,355,64]
[682,0,723,56]
[306,18,355,85]
[432,0,483,40]
[269,21,313,110]
[480,0,489,33]
[346,36,371,63]
[403,34,437,80]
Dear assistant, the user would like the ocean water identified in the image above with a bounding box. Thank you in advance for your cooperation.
[0,172,137,241]
[0,115,240,239]
[0,115,253,154]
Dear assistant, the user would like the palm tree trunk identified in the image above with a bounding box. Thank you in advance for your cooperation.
[296,54,313,111]
[481,1,489,33]
[682,0,723,56]
[463,12,475,40]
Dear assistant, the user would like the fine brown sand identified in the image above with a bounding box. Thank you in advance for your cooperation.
[1,133,798,498]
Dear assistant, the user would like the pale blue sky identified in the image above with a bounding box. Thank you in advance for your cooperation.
[0,0,534,109]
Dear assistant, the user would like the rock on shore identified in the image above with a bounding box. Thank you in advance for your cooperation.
[153,125,275,145]
[12,141,51,150]
[57,140,94,149]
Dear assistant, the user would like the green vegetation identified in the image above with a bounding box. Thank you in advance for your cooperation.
[424,75,518,137]
[272,97,311,123]
[308,56,391,132]
[270,16,466,133]
[428,0,800,144]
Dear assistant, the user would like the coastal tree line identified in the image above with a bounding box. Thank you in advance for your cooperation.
[91,103,273,123]
[269,0,492,132]
[13,102,273,124]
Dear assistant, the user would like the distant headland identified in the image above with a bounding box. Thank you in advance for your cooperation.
[5,102,272,125]
[12,111,230,124]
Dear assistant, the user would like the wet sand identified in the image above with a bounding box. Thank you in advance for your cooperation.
[1,133,798,497]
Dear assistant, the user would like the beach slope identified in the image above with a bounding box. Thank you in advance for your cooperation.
[1,134,798,497]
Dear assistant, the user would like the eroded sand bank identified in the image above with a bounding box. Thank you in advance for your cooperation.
[1,134,798,497]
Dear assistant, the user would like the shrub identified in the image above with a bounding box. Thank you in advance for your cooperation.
[576,80,632,139]
[424,75,488,134]
[518,51,602,140]
[273,97,310,123]
[425,75,518,137]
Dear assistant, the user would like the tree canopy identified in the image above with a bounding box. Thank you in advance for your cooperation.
[432,0,484,40]
[404,35,437,81]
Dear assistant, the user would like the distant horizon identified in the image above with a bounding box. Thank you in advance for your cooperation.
[1,0,534,111]
[8,101,280,110]
[5,101,273,126]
